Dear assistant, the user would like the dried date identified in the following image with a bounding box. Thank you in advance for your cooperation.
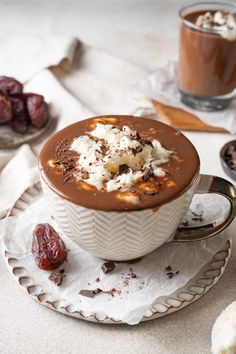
[9,97,28,134]
[0,75,50,133]
[26,94,49,128]
[0,92,12,123]
[32,223,68,270]
[0,76,23,95]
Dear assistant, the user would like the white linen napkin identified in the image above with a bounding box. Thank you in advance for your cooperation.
[0,35,78,82]
[139,61,236,134]
[25,69,94,133]
[0,36,154,217]
[53,44,155,117]
[0,144,38,219]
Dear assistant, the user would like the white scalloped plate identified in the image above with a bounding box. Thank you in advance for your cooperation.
[3,183,232,324]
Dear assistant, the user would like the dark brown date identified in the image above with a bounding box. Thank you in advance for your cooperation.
[9,97,28,134]
[0,92,12,123]
[32,223,68,270]
[0,75,50,133]
[26,94,49,128]
[0,76,23,95]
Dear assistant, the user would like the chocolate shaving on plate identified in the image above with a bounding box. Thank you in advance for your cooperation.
[48,269,66,286]
[165,266,179,279]
[191,211,204,222]
[223,143,236,171]
[167,272,174,279]
[103,288,121,297]
[101,261,115,274]
[130,273,137,279]
[129,267,137,278]
[79,288,102,298]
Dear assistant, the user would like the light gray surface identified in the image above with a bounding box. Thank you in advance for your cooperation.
[0,1,236,353]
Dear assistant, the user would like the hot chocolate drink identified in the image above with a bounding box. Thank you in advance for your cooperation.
[179,3,236,111]
[39,116,199,211]
[39,115,236,260]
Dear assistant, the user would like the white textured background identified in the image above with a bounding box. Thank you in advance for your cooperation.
[0,0,190,70]
[0,1,236,353]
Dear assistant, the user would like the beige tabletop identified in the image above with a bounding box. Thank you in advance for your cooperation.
[0,1,236,353]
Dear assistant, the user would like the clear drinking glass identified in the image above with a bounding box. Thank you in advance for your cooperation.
[178,2,236,111]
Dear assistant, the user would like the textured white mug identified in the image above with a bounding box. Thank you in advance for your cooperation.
[40,173,236,261]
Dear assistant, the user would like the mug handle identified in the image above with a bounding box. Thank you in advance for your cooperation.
[173,174,236,242]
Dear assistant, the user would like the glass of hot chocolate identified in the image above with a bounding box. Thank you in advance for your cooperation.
[39,116,236,261]
[179,2,236,111]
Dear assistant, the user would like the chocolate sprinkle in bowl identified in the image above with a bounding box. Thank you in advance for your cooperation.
[220,140,236,181]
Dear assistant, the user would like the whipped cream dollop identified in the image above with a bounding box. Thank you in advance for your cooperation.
[211,301,236,354]
[70,123,171,191]
[195,11,236,40]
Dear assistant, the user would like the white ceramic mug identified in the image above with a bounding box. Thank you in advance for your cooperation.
[40,172,236,261]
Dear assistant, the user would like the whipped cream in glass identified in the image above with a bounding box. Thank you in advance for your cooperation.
[195,10,236,40]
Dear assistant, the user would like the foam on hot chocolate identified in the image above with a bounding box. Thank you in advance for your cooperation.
[195,11,236,40]
[70,123,170,191]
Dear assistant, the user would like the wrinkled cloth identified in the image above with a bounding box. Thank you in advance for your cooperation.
[0,36,154,217]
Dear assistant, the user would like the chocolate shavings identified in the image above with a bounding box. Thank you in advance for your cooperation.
[144,140,153,147]
[142,166,154,182]
[165,266,179,279]
[224,146,236,170]
[79,288,102,298]
[101,261,115,274]
[191,210,204,222]
[118,164,129,175]
[131,145,143,156]
[48,269,66,286]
